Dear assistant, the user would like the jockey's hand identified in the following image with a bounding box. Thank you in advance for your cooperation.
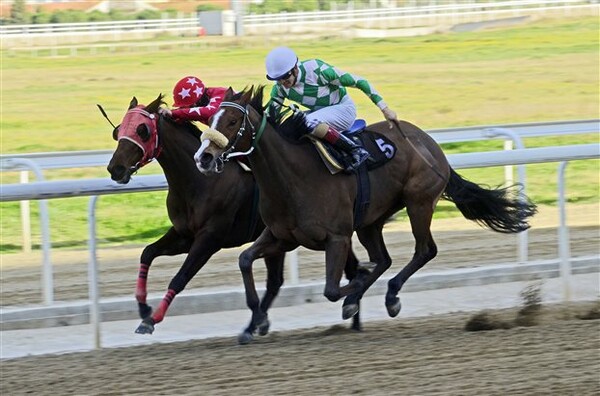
[289,103,302,116]
[382,107,398,129]
[158,107,172,117]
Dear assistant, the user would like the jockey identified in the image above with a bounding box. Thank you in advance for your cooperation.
[265,46,398,171]
[159,76,227,127]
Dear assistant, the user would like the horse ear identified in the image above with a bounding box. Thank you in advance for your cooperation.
[224,87,235,101]
[129,97,138,110]
[240,88,253,104]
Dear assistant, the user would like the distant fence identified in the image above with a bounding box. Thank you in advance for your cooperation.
[2,0,597,50]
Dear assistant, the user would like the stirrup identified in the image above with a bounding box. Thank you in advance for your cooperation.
[348,149,369,170]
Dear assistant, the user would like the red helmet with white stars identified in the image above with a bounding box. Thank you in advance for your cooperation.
[172,76,205,107]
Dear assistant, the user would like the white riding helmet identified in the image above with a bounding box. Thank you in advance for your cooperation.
[265,46,298,80]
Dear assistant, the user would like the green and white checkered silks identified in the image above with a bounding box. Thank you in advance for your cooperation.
[269,59,388,116]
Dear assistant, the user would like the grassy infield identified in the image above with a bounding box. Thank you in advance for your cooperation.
[0,16,598,252]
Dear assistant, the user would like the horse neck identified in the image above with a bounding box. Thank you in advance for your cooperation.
[249,122,322,202]
[156,119,204,188]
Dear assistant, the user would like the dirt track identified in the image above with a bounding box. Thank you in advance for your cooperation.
[1,204,598,306]
[1,204,599,394]
[1,302,599,395]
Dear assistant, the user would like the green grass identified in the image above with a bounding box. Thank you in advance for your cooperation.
[0,15,598,253]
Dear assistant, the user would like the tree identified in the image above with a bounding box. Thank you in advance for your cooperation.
[10,0,28,24]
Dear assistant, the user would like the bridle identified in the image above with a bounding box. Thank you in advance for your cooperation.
[218,101,257,160]
[201,101,262,173]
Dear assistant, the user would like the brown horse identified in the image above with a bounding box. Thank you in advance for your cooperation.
[195,86,537,344]
[106,95,362,339]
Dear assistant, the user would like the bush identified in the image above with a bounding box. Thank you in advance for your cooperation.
[108,10,133,21]
[31,12,51,24]
[135,10,162,20]
[49,10,88,24]
[196,4,224,12]
[88,10,111,22]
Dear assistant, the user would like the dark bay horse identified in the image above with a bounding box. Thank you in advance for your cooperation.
[195,86,537,344]
[106,95,362,339]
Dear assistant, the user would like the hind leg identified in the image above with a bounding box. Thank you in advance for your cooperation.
[136,227,192,320]
[342,249,368,331]
[386,201,437,317]
[343,222,393,322]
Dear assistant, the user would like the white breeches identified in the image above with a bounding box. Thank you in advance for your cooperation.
[304,95,357,133]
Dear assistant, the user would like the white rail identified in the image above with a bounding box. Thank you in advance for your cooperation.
[1,119,597,305]
[1,143,597,349]
[1,119,597,283]
[2,144,597,202]
[2,119,597,171]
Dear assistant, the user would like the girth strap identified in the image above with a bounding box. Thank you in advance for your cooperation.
[353,162,371,230]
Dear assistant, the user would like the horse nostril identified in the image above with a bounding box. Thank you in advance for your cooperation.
[108,164,126,180]
[200,153,214,168]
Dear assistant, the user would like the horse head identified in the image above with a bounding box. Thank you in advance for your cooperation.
[107,95,164,184]
[194,86,264,174]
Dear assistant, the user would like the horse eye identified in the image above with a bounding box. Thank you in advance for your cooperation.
[136,124,151,142]
[228,119,237,127]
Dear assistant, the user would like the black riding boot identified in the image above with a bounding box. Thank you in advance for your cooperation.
[322,127,369,171]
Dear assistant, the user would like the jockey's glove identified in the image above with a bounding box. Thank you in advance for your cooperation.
[158,107,172,117]
[382,107,398,129]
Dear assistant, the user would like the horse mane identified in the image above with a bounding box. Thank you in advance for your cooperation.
[246,85,312,142]
[163,117,202,140]
[145,94,166,114]
[145,94,201,140]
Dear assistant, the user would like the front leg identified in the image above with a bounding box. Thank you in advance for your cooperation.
[136,227,192,320]
[238,228,296,345]
[136,232,219,335]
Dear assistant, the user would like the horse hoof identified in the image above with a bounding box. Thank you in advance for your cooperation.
[257,319,270,336]
[237,331,254,345]
[138,303,152,320]
[135,321,155,334]
[386,298,402,318]
[342,304,359,320]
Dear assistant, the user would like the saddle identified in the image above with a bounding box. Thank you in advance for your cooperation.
[309,119,397,175]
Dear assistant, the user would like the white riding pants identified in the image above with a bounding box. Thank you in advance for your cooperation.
[304,95,357,133]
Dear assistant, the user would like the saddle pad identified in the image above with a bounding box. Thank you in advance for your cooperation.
[358,130,397,171]
[309,130,397,174]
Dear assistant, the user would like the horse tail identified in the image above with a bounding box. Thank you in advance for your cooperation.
[442,167,537,234]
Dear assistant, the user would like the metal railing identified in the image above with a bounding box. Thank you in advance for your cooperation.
[1,143,598,349]
[2,119,597,171]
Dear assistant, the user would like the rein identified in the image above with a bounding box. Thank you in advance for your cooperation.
[391,119,446,181]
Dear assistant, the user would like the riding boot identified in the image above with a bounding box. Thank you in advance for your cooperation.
[320,126,369,171]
